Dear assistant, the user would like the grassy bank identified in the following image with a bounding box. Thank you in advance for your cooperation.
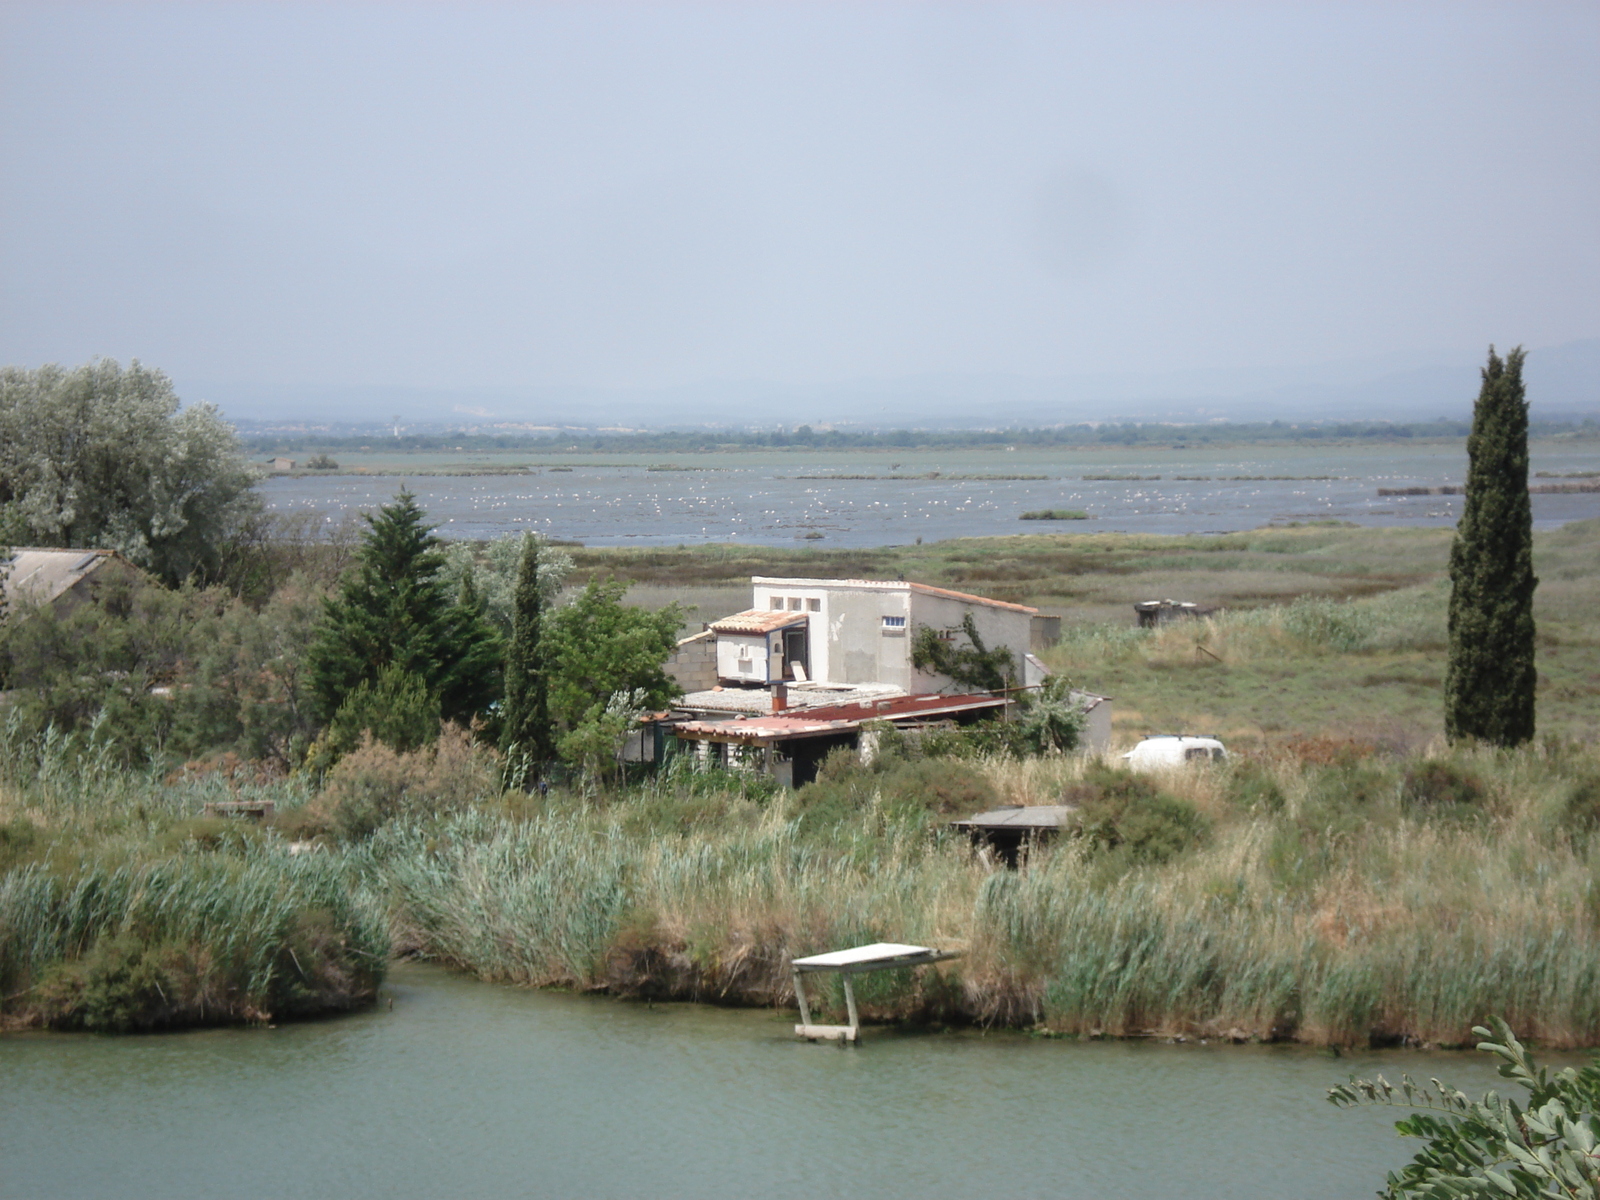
[586,518,1600,745]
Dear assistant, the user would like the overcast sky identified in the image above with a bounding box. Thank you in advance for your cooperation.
[1,2,1596,401]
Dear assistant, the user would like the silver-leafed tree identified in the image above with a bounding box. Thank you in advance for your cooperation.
[1443,346,1537,746]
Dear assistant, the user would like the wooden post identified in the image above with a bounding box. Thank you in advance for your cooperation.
[842,974,859,1038]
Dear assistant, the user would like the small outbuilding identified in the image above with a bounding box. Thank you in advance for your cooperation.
[951,804,1076,866]
[1134,599,1217,627]
[1,548,145,617]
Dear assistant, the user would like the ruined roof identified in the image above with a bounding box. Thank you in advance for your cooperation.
[672,714,857,740]
[2,548,129,608]
[785,691,1009,723]
[751,576,1037,615]
[670,692,1009,742]
[709,608,812,635]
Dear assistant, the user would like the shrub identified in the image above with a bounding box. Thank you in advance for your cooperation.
[1329,1019,1600,1199]
[321,665,440,759]
[1558,774,1600,840]
[1400,760,1487,814]
[314,724,497,841]
[1067,766,1210,866]
[1228,761,1286,814]
[877,757,996,817]
[793,747,997,831]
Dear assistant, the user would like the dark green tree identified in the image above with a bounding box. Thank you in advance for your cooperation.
[499,533,551,763]
[306,490,501,725]
[1444,346,1537,746]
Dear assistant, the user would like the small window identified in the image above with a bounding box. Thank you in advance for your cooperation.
[882,615,907,629]
[788,597,803,610]
[770,597,783,610]
[807,598,821,611]
[1184,747,1210,762]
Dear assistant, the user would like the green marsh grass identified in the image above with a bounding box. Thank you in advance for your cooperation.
[347,736,1600,1047]
[0,720,385,1030]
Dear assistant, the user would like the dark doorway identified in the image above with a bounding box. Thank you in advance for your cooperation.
[782,626,810,680]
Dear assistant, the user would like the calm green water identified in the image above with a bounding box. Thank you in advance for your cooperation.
[1,964,1518,1200]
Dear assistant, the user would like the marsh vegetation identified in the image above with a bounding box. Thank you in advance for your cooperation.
[3,514,1598,1041]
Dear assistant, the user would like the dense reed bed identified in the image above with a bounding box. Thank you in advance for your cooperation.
[0,721,387,1030]
[353,741,1600,1048]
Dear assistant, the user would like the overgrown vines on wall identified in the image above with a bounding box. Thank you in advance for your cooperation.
[910,613,1015,692]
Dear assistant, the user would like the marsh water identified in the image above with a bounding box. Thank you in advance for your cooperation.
[1,964,1522,1200]
[260,443,1600,546]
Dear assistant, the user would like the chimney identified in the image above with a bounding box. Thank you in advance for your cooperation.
[771,682,788,712]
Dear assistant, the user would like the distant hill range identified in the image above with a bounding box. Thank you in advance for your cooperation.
[204,338,1599,434]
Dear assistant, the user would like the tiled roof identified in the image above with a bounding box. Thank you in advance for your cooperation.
[709,608,812,635]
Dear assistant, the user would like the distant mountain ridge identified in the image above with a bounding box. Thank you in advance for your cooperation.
[194,338,1599,432]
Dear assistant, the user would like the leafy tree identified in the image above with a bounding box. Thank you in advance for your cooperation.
[500,534,552,764]
[306,490,501,726]
[910,613,1016,692]
[0,574,223,762]
[1445,346,1537,746]
[0,360,259,585]
[1329,1018,1600,1199]
[542,578,680,767]
[1015,674,1087,754]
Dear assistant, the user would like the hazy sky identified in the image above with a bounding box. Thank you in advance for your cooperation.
[2,2,1596,397]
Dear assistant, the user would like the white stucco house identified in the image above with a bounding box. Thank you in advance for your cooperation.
[671,576,1056,696]
[651,575,1112,769]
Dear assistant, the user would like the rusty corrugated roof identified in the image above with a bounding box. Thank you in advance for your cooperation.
[670,692,1009,742]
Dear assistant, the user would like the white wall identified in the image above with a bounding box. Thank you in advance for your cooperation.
[749,577,1035,693]
[907,590,1033,692]
[716,631,775,684]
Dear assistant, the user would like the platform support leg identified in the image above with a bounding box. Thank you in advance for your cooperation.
[842,974,859,1039]
[793,970,812,1028]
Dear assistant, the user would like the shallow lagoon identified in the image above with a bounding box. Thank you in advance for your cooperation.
[1,963,1533,1200]
[260,442,1600,546]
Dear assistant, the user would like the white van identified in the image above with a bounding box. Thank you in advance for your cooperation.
[1121,735,1228,771]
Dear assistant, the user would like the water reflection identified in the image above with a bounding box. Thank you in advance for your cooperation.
[1,964,1525,1200]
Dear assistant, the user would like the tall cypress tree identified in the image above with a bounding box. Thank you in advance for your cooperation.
[499,532,551,762]
[307,489,500,725]
[1444,346,1537,746]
